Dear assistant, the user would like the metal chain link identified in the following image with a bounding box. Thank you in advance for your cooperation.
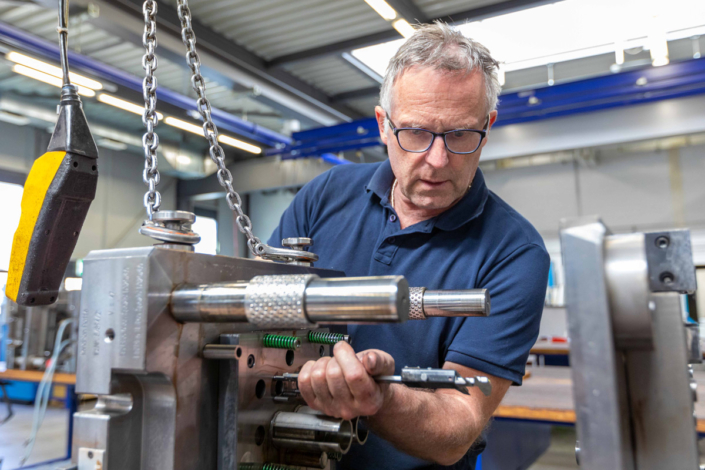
[141,0,161,219]
[175,0,265,257]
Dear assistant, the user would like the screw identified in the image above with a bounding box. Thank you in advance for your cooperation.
[660,272,675,285]
[655,236,670,249]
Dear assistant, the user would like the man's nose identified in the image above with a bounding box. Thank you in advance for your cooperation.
[424,134,450,168]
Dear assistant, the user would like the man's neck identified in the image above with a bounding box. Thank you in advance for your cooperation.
[392,181,460,230]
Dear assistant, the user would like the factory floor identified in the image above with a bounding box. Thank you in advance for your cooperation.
[0,404,69,470]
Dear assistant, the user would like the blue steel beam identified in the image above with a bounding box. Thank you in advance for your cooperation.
[498,57,705,109]
[268,57,705,159]
[0,20,291,147]
[496,57,705,125]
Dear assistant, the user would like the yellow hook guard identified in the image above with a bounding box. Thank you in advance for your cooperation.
[6,85,98,305]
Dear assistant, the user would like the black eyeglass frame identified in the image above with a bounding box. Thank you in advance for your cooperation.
[386,114,490,155]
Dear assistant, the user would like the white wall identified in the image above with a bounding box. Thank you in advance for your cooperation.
[0,121,176,261]
[484,143,705,240]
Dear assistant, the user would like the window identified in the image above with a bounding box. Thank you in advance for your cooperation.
[192,215,218,255]
[0,181,23,292]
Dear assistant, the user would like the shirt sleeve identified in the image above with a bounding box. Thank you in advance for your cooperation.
[267,170,332,248]
[444,243,550,385]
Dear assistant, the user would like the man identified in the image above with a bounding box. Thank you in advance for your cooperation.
[268,22,549,469]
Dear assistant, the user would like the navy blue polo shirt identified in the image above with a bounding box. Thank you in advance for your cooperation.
[268,160,549,470]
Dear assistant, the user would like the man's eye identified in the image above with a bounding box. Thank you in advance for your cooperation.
[452,131,467,138]
[410,129,424,136]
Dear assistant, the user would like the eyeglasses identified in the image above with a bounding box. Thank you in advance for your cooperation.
[386,114,489,154]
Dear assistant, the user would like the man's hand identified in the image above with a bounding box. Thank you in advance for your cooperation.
[298,341,395,420]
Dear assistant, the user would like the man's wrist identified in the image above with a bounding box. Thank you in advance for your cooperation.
[370,383,401,423]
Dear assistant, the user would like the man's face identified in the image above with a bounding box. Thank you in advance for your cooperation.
[375,66,497,212]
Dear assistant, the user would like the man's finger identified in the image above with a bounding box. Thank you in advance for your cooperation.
[298,360,318,409]
[359,349,395,376]
[310,357,334,412]
[334,342,377,401]
[325,358,355,418]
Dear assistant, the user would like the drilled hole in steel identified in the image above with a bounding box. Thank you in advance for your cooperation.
[50,296,55,302]
[105,328,115,343]
[660,272,675,285]
[255,379,266,399]
[87,451,94,459]
[255,426,265,446]
[92,165,97,171]
[655,236,670,249]
[286,350,295,366]
[30,297,35,304]
[319,345,325,357]
[236,347,242,358]
[247,354,255,368]
[73,161,78,168]
[274,380,284,397]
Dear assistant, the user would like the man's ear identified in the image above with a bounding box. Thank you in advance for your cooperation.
[478,110,499,152]
[375,106,389,146]
[487,110,498,133]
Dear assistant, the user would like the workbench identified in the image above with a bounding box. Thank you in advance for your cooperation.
[0,369,76,384]
[0,369,77,461]
[494,366,705,433]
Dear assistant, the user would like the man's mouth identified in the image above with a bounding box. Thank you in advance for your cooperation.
[418,179,448,188]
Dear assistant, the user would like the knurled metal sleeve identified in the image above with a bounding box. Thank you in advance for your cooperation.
[245,274,318,329]
[409,287,426,320]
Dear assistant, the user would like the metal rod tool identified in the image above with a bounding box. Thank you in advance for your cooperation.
[273,367,492,397]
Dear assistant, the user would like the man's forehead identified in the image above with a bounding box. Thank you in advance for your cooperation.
[391,67,487,124]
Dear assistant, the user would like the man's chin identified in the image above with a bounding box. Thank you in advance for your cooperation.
[408,195,457,212]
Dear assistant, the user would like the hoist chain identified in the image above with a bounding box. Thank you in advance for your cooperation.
[141,0,161,219]
[175,0,265,257]
[136,0,316,262]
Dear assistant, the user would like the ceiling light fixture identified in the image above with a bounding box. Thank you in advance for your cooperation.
[392,19,415,38]
[176,155,192,165]
[218,135,262,154]
[6,51,103,90]
[649,31,670,67]
[95,138,128,151]
[165,116,261,154]
[98,93,163,119]
[364,0,397,21]
[614,42,625,65]
[164,116,204,135]
[0,110,30,126]
[11,64,95,97]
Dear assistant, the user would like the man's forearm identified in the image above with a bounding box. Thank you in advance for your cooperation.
[367,383,484,465]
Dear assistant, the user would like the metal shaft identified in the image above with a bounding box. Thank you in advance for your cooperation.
[271,411,353,455]
[171,276,408,324]
[304,276,408,323]
[171,282,248,322]
[171,276,491,327]
[58,0,70,85]
[422,289,490,317]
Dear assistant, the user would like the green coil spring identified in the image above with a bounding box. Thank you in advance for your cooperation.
[307,331,349,345]
[262,334,301,350]
[238,464,301,470]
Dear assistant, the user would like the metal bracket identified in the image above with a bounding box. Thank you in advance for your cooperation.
[644,230,697,293]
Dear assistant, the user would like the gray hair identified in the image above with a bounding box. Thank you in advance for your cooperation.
[380,21,501,117]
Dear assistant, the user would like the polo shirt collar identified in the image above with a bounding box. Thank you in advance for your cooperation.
[365,159,489,232]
